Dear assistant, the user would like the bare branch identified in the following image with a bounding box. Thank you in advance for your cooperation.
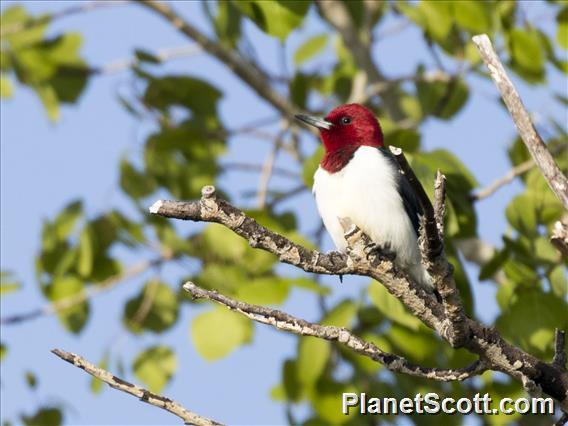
[184,282,487,382]
[472,157,536,201]
[1,258,159,326]
[149,186,446,332]
[51,349,222,426]
[471,144,567,202]
[554,329,567,370]
[257,123,288,208]
[472,34,568,210]
[138,1,295,117]
[150,186,568,410]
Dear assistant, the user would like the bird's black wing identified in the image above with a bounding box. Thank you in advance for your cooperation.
[378,147,423,237]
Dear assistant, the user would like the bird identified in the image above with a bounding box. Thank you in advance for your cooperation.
[295,103,433,289]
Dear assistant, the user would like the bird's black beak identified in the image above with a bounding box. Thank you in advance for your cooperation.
[294,114,333,130]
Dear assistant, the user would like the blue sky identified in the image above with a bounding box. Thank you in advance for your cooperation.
[1,1,565,425]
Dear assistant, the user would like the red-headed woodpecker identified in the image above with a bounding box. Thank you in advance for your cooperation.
[295,104,433,288]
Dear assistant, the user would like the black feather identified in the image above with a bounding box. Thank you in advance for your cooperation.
[377,147,423,237]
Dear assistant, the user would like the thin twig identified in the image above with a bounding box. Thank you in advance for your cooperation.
[257,123,288,208]
[472,34,568,210]
[471,144,567,202]
[184,282,487,381]
[1,259,159,325]
[51,349,222,426]
[221,162,299,179]
[96,44,202,75]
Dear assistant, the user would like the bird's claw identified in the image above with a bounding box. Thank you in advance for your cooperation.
[364,242,396,262]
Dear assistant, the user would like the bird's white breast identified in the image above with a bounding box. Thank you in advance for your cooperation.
[313,146,420,269]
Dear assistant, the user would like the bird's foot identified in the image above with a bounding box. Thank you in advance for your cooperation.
[364,242,396,262]
[325,250,346,283]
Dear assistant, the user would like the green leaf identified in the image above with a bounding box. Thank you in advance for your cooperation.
[25,371,38,389]
[233,1,310,41]
[235,277,289,305]
[294,34,327,66]
[290,72,309,108]
[0,271,21,296]
[36,83,59,121]
[496,289,568,358]
[509,28,545,78]
[557,7,568,50]
[133,345,176,393]
[0,342,7,361]
[282,358,302,402]
[90,352,109,394]
[388,324,439,362]
[321,300,357,327]
[191,306,253,360]
[124,280,179,333]
[452,1,492,34]
[416,77,469,120]
[384,128,421,152]
[368,281,422,330]
[302,146,323,188]
[77,227,93,278]
[1,6,49,50]
[506,194,537,236]
[21,407,62,426]
[209,0,241,48]
[53,200,83,241]
[478,248,509,281]
[120,159,157,200]
[143,75,222,117]
[311,381,356,424]
[48,275,89,333]
[400,1,452,42]
[297,336,329,388]
[0,74,13,98]
[549,265,567,298]
[411,149,478,238]
[134,49,161,64]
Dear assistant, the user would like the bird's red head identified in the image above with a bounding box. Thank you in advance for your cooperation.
[295,104,384,173]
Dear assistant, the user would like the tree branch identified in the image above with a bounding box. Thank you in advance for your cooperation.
[51,349,222,426]
[138,1,295,117]
[554,329,567,370]
[184,281,487,382]
[472,34,568,211]
[150,186,568,410]
[471,144,567,202]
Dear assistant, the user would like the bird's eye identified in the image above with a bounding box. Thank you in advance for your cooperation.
[340,116,352,125]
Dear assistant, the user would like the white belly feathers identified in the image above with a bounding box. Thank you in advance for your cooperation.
[313,146,425,281]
